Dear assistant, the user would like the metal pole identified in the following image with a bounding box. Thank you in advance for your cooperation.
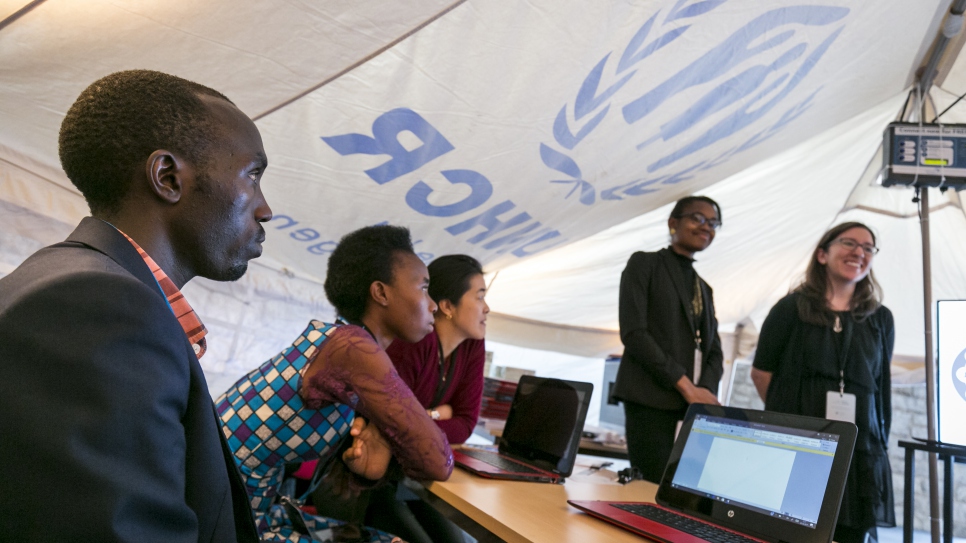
[920,186,941,543]
[911,2,966,540]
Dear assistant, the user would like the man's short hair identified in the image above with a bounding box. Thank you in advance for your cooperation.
[324,225,415,323]
[58,70,233,216]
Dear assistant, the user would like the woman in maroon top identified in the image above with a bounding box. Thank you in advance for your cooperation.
[386,254,489,444]
[367,254,489,543]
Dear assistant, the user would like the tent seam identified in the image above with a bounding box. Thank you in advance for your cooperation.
[0,0,47,33]
[252,0,469,121]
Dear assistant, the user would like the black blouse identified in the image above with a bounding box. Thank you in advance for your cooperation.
[753,292,896,529]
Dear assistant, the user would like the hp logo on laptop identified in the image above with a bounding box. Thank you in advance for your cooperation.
[728,510,735,518]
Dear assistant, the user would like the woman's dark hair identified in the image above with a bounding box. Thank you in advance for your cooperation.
[324,225,415,323]
[795,221,882,325]
[428,255,484,306]
[669,195,722,224]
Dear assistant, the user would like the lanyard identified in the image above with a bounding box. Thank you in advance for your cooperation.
[431,339,457,408]
[692,274,703,347]
[834,313,854,395]
[335,317,376,341]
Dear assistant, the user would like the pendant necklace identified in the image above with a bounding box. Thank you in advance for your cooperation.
[833,315,843,333]
[437,339,448,383]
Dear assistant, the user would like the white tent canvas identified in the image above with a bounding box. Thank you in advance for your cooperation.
[3,0,965,395]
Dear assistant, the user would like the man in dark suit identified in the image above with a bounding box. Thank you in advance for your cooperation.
[0,70,272,542]
[611,197,725,483]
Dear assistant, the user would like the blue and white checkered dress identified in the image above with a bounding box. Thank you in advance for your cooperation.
[215,320,396,543]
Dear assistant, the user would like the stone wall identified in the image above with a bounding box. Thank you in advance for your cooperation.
[729,362,966,537]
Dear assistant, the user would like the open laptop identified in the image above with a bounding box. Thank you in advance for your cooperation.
[569,404,857,543]
[454,375,593,484]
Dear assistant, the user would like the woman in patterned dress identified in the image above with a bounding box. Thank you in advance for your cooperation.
[216,225,453,542]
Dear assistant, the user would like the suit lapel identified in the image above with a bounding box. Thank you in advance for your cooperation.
[659,248,697,338]
[64,217,166,302]
[696,277,712,355]
[67,218,257,539]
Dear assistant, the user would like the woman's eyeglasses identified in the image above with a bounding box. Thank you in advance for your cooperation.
[832,238,879,255]
[676,212,721,230]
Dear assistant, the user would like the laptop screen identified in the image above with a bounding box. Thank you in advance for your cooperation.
[657,404,857,543]
[670,414,838,529]
[500,376,593,476]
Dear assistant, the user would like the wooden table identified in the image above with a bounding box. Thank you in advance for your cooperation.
[482,424,629,460]
[409,460,657,543]
[574,438,630,460]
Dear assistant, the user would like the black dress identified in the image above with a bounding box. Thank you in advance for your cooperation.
[752,293,895,536]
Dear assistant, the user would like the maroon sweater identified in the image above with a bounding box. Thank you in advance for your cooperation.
[386,330,485,444]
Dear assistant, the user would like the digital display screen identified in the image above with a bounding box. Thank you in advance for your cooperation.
[938,300,966,447]
[670,415,839,529]
[501,376,591,474]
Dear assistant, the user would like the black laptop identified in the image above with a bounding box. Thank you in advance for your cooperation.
[569,404,857,543]
[454,375,593,484]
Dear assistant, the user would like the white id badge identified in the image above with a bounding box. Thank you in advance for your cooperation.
[693,348,702,384]
[825,391,856,424]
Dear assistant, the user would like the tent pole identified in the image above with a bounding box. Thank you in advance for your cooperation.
[916,1,966,537]
[919,186,941,543]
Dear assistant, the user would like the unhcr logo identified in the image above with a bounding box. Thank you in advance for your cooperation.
[953,347,966,402]
[540,1,850,205]
[321,109,568,259]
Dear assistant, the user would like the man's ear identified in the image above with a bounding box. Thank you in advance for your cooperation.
[369,281,390,308]
[145,149,185,204]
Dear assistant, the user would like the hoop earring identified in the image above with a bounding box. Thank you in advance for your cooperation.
[669,228,676,235]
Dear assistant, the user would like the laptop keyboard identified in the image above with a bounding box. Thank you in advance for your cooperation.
[612,504,759,543]
[459,448,544,475]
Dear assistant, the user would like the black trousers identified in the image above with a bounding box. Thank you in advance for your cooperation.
[834,524,878,543]
[623,402,687,484]
[364,482,466,543]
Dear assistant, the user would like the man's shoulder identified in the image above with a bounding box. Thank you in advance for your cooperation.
[6,239,120,273]
[0,242,193,398]
[0,243,174,336]
[0,242,148,305]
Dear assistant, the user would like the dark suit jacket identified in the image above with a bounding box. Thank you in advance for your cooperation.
[0,217,257,543]
[612,248,724,411]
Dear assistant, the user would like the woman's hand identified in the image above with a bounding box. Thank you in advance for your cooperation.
[428,404,453,421]
[750,368,772,402]
[342,417,392,481]
[675,376,721,406]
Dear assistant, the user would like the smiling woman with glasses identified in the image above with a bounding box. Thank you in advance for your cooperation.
[612,195,725,484]
[751,221,894,543]
[832,237,879,255]
[676,211,722,230]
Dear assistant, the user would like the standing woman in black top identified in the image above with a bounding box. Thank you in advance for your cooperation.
[612,196,725,483]
[751,222,894,543]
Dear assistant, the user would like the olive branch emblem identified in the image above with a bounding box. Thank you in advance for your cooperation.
[540,0,848,206]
